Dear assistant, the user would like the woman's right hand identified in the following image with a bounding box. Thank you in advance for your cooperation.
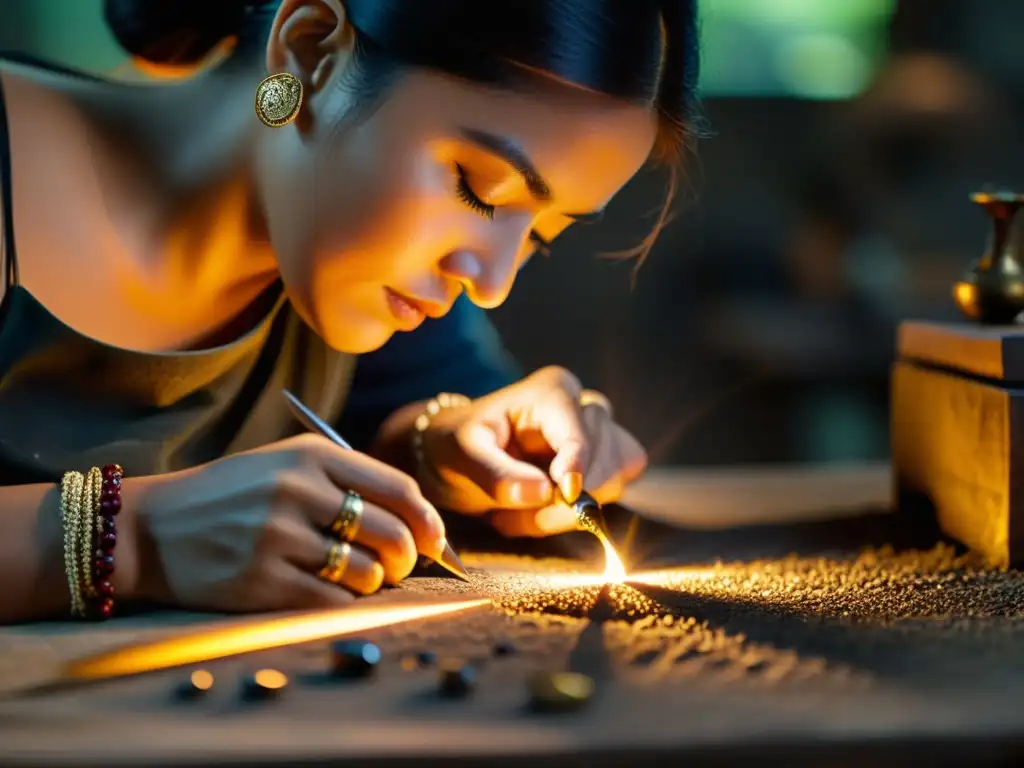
[119,434,447,613]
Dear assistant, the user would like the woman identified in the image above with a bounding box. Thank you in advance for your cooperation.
[0,0,700,623]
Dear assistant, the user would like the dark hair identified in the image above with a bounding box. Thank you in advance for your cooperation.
[104,0,703,269]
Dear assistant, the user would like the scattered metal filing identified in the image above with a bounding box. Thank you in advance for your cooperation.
[492,639,516,657]
[330,639,382,679]
[176,669,214,700]
[527,672,595,713]
[439,663,477,697]
[242,668,289,700]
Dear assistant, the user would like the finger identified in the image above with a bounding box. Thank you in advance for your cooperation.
[616,425,649,484]
[537,390,591,499]
[280,566,357,610]
[576,409,649,505]
[345,499,419,585]
[283,524,386,595]
[490,504,581,539]
[449,422,554,508]
[302,437,447,560]
[577,404,622,504]
[274,473,416,577]
[329,544,387,596]
[579,389,614,419]
[416,467,501,516]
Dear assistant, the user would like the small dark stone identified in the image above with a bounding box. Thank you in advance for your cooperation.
[528,672,595,713]
[242,669,288,700]
[439,664,476,697]
[411,650,437,668]
[330,640,382,679]
[492,639,516,657]
[177,669,215,699]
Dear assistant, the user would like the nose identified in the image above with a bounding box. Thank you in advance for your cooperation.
[439,235,525,310]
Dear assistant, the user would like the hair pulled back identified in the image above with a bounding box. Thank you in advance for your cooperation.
[104,0,703,267]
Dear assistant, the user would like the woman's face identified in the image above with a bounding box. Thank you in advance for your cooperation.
[256,59,657,353]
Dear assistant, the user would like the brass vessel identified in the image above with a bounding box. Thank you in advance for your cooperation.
[953,191,1024,324]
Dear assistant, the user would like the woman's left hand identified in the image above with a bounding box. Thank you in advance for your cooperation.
[415,367,647,537]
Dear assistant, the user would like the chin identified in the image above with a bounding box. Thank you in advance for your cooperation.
[319,322,395,354]
[290,294,395,354]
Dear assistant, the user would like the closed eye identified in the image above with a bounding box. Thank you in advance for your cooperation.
[454,164,495,220]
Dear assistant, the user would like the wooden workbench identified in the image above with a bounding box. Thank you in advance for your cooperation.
[1,464,1022,768]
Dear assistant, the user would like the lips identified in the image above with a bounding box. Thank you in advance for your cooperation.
[384,288,426,330]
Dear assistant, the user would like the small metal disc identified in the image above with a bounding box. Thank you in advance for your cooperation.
[528,672,595,713]
[176,669,214,699]
[255,73,303,127]
[242,668,289,700]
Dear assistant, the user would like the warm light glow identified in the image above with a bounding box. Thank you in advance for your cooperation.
[189,670,214,691]
[64,598,490,681]
[627,567,720,587]
[600,535,627,584]
[253,669,288,690]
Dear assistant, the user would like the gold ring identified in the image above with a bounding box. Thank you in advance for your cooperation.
[330,492,364,542]
[579,390,613,418]
[318,542,352,584]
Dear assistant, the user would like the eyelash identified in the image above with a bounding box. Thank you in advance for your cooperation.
[453,163,552,258]
[454,164,495,220]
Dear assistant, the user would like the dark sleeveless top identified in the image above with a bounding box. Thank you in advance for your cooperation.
[0,76,357,486]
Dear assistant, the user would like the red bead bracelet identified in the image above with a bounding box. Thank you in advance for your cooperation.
[88,463,122,620]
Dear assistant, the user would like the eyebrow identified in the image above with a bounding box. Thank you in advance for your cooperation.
[458,127,605,224]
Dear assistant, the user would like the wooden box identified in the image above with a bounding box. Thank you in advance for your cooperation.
[892,320,1024,567]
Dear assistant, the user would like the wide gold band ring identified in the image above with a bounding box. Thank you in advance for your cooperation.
[330,492,364,542]
[318,542,352,584]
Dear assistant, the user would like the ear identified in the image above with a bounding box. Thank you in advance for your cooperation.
[265,0,354,95]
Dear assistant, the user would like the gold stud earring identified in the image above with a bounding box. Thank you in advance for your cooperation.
[255,73,303,128]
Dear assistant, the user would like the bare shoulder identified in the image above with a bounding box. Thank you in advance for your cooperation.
[0,69,101,311]
[2,67,143,286]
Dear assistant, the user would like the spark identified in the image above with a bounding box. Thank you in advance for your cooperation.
[600,534,628,584]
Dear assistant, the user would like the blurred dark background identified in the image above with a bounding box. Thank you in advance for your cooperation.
[2,0,1021,468]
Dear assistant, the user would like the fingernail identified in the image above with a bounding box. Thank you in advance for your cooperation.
[507,481,526,505]
[537,505,580,534]
[504,480,552,507]
[559,472,583,505]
